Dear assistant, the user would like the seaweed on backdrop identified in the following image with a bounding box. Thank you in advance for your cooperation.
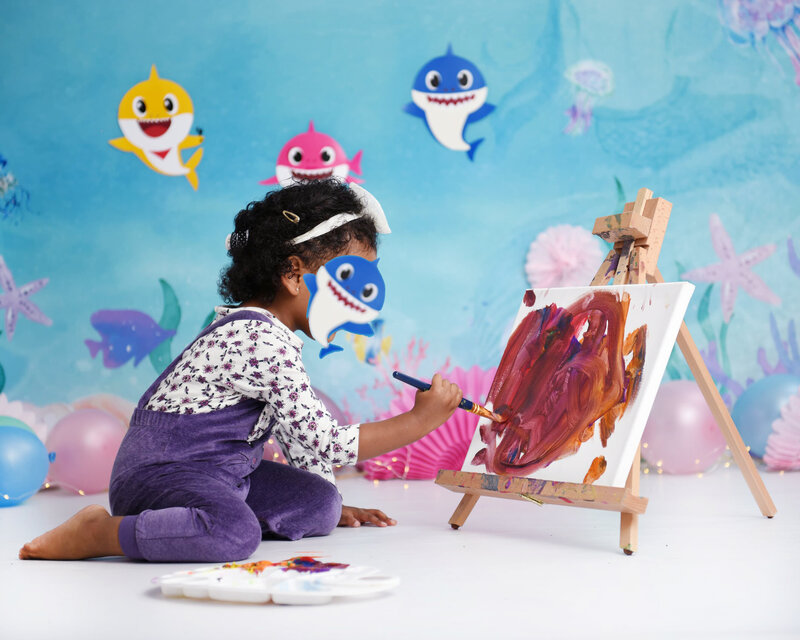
[148,279,181,374]
[757,314,800,377]
[788,238,800,278]
[614,176,626,212]
[0,330,4,393]
[201,309,216,330]
[755,239,800,377]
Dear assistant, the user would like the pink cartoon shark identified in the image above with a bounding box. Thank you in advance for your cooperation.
[259,121,363,187]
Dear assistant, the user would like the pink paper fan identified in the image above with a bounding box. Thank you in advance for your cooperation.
[764,389,800,471]
[363,365,496,480]
[525,224,603,289]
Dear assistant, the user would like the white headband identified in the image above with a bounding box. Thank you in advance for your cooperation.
[225,184,390,252]
[290,183,391,245]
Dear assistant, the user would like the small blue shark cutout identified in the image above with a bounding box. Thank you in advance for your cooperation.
[404,45,495,161]
[304,255,386,358]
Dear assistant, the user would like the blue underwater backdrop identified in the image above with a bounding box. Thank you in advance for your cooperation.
[1,0,799,416]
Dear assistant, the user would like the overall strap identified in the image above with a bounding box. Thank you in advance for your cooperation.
[137,309,274,408]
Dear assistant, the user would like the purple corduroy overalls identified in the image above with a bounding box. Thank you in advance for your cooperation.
[109,310,343,562]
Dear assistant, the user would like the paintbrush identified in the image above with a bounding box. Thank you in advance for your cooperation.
[392,371,506,422]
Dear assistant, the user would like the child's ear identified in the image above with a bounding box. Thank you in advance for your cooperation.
[282,256,306,296]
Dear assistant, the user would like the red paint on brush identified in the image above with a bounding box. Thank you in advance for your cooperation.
[472,291,646,482]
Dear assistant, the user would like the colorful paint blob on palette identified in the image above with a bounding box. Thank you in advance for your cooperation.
[472,290,646,483]
[222,556,349,575]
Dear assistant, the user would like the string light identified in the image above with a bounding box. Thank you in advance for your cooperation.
[643,468,650,474]
[403,483,409,490]
[373,479,379,487]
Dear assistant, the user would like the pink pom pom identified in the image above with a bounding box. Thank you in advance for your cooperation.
[764,389,800,471]
[362,365,496,480]
[525,224,604,289]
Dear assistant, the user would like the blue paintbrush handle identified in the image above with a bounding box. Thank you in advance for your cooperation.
[391,371,474,411]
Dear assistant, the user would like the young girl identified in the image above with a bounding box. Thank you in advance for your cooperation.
[19,179,462,563]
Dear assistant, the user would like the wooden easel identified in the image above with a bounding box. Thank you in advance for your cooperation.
[435,187,777,554]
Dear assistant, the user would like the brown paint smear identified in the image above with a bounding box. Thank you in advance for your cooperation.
[472,290,646,483]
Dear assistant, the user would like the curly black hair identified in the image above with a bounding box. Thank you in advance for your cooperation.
[219,179,379,305]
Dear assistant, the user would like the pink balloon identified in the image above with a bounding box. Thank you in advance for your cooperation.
[642,380,727,474]
[46,409,126,494]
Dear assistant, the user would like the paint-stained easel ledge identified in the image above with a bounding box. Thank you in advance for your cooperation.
[436,470,648,515]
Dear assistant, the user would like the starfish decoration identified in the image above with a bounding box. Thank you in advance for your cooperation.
[681,214,779,323]
[0,255,52,341]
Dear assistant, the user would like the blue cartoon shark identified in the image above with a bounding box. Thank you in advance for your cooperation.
[403,45,495,161]
[304,255,386,358]
[85,310,176,368]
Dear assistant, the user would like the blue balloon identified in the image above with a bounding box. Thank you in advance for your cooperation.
[0,427,50,507]
[731,374,800,458]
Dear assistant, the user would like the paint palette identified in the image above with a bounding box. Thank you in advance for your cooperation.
[155,557,399,606]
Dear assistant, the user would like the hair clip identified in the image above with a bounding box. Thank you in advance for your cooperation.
[225,229,249,252]
[282,210,300,224]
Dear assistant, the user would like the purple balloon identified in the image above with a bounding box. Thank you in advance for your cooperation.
[642,380,727,474]
[46,409,126,494]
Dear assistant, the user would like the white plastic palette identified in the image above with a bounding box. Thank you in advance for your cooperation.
[155,557,399,606]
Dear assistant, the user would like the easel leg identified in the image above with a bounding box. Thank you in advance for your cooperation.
[449,493,480,530]
[620,445,641,555]
[675,322,777,517]
[651,269,776,518]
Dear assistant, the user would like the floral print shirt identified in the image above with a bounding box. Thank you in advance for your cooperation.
[144,306,359,483]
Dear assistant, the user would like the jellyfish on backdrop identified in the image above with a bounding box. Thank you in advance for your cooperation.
[718,0,800,87]
[563,60,614,135]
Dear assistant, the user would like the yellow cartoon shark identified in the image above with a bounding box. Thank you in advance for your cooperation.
[109,65,203,190]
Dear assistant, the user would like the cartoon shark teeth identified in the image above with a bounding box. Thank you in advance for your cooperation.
[138,118,172,137]
[425,91,478,106]
[291,167,335,180]
[326,278,366,314]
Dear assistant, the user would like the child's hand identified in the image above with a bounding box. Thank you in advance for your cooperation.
[410,373,463,434]
[338,506,396,528]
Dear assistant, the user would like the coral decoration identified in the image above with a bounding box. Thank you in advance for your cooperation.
[764,388,800,471]
[525,225,603,289]
[0,393,48,441]
[362,365,496,480]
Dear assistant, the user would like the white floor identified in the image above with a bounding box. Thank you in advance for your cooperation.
[1,467,798,640]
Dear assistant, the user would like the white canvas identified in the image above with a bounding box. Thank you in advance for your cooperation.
[462,283,694,488]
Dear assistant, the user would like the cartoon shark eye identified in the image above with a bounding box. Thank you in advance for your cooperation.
[457,69,473,89]
[133,96,147,116]
[288,146,303,166]
[425,70,441,90]
[360,283,379,302]
[163,93,179,115]
[336,263,354,281]
[320,146,336,165]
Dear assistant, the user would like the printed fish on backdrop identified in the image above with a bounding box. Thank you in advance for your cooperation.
[260,122,363,188]
[404,45,495,161]
[109,65,203,189]
[472,290,647,484]
[85,279,181,370]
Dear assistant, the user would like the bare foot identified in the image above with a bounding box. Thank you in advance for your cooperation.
[19,504,124,560]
